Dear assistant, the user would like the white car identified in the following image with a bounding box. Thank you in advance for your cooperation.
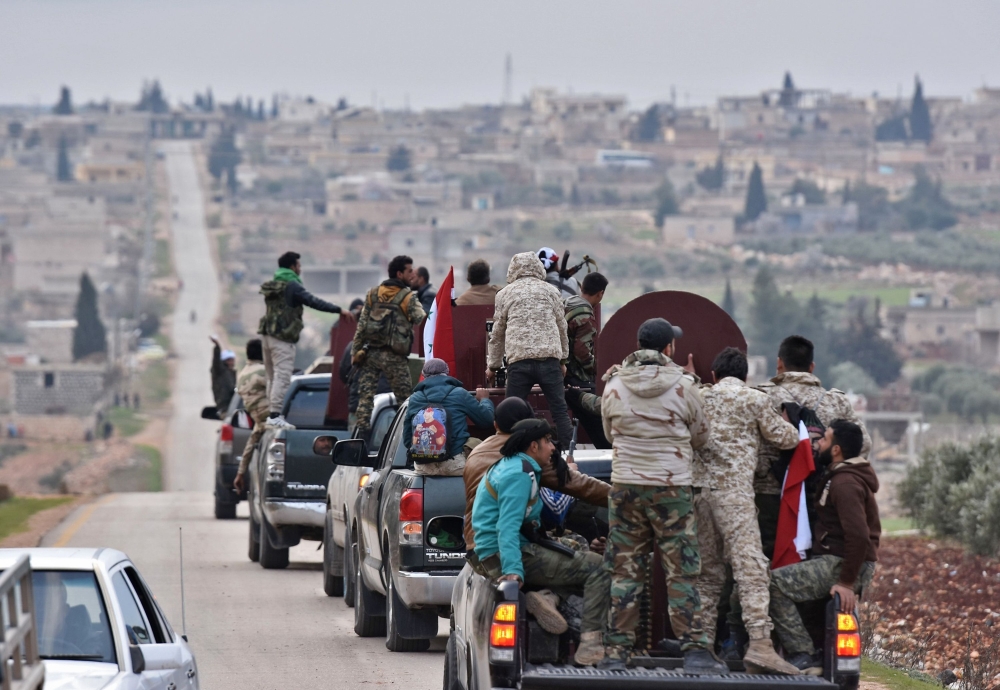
[0,548,199,690]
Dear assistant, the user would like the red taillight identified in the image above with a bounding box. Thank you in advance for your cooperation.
[836,633,861,657]
[399,489,423,522]
[220,424,234,442]
[490,624,516,647]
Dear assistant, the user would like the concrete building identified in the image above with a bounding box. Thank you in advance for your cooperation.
[13,364,105,415]
[661,215,736,245]
[25,319,76,363]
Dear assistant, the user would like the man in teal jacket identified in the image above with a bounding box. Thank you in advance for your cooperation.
[470,418,610,666]
[403,358,494,476]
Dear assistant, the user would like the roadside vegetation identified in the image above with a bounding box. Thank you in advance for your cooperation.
[0,496,74,542]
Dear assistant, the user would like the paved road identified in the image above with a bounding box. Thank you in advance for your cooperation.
[43,142,445,690]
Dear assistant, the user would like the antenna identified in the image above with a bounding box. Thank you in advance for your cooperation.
[179,527,187,639]
[503,53,512,105]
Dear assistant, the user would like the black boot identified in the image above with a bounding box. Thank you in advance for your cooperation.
[720,626,749,661]
[656,638,683,658]
[683,648,729,675]
[786,652,822,672]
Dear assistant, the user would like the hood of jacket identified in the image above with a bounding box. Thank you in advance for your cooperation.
[273,267,302,283]
[412,375,463,398]
[606,349,685,398]
[830,458,879,493]
[506,251,545,284]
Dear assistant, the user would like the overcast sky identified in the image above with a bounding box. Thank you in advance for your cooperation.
[3,0,1000,111]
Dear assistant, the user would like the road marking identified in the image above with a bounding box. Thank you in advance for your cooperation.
[52,495,116,547]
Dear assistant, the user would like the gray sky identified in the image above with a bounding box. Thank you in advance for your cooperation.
[3,0,1000,110]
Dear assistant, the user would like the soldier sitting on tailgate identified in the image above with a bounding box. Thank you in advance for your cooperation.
[691,347,801,675]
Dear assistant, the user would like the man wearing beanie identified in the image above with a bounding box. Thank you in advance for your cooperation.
[403,358,494,476]
[470,418,610,666]
[601,318,726,674]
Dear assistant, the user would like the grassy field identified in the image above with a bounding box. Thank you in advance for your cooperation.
[154,238,172,278]
[135,444,162,492]
[861,659,939,689]
[882,517,916,534]
[0,496,75,542]
[141,358,171,407]
[107,407,147,437]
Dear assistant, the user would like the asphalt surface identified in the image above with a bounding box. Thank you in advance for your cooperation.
[42,142,445,689]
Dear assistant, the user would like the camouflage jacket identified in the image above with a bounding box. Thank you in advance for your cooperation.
[564,295,597,384]
[487,252,568,369]
[692,377,799,495]
[352,280,426,356]
[754,371,871,495]
[237,361,268,420]
[602,349,710,487]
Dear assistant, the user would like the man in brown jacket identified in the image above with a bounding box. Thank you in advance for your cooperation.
[455,259,501,306]
[768,419,880,672]
[462,397,610,553]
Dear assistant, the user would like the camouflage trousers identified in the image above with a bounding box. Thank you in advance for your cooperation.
[605,484,709,656]
[769,555,876,655]
[354,348,412,431]
[694,490,774,644]
[239,408,270,474]
[727,493,782,634]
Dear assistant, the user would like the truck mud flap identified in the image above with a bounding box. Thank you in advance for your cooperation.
[520,664,837,689]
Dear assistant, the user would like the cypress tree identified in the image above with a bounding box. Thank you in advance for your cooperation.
[57,137,73,182]
[54,86,74,115]
[910,76,933,142]
[744,162,767,221]
[721,278,736,319]
[636,105,661,142]
[72,273,107,361]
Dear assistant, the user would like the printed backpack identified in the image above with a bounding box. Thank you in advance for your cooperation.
[409,405,449,463]
[358,286,415,356]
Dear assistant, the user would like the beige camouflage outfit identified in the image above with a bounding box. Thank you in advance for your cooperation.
[237,360,269,474]
[692,376,798,643]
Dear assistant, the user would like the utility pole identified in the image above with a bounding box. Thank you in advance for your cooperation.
[503,53,513,105]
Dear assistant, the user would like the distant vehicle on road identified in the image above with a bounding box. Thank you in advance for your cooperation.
[0,547,200,690]
[328,403,467,653]
[247,374,351,569]
[321,392,397,601]
[201,393,252,519]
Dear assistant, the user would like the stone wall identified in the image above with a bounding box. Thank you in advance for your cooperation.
[12,366,105,415]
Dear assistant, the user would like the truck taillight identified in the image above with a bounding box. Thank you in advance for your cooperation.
[220,424,234,442]
[399,489,423,545]
[836,633,861,657]
[489,603,517,662]
[266,440,285,480]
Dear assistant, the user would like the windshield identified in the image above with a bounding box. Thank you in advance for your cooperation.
[284,384,330,428]
[33,570,116,663]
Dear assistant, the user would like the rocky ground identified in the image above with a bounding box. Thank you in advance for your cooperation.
[862,536,1000,688]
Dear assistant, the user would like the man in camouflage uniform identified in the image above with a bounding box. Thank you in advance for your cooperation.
[600,318,726,675]
[564,272,610,449]
[353,255,426,436]
[233,339,268,493]
[692,347,800,675]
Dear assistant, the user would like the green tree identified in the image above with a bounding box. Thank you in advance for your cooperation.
[779,71,797,108]
[843,180,890,230]
[7,121,23,139]
[875,114,908,142]
[910,76,933,143]
[788,178,825,204]
[72,273,107,361]
[54,86,74,115]
[696,156,724,191]
[136,80,169,113]
[653,179,679,228]
[897,165,956,230]
[208,128,242,194]
[744,162,767,221]
[56,137,73,182]
[829,362,879,396]
[829,303,901,386]
[749,265,802,364]
[721,278,735,318]
[387,145,412,172]
[636,105,661,142]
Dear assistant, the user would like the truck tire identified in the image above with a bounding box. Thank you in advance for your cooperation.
[215,497,237,520]
[323,511,344,597]
[385,561,435,652]
[343,527,356,607]
[248,513,260,563]
[444,633,460,690]
[259,517,289,569]
[353,541,386,637]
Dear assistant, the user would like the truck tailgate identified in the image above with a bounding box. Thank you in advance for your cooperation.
[521,664,837,689]
[283,430,349,497]
[421,476,467,568]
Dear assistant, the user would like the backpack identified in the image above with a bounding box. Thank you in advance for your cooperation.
[258,280,304,343]
[409,405,449,462]
[358,286,414,356]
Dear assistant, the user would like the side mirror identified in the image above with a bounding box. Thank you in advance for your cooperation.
[331,439,368,467]
[312,435,337,456]
[200,406,219,420]
[138,643,183,671]
[127,627,145,674]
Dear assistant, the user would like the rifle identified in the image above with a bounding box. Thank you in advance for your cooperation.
[558,250,599,281]
[566,418,579,462]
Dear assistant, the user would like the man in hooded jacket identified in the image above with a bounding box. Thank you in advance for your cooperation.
[486,251,573,446]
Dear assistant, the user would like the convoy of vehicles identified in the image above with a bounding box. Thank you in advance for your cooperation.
[0,548,199,690]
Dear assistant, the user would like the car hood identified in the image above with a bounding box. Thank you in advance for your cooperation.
[43,660,120,690]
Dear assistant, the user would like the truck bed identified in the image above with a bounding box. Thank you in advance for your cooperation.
[521,661,837,689]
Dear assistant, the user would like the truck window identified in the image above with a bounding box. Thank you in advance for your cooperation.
[112,571,153,645]
[33,570,116,663]
[284,385,331,428]
[369,407,395,453]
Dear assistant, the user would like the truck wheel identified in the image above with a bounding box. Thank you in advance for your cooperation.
[343,527,356,607]
[248,513,260,563]
[385,568,434,652]
[444,632,460,690]
[353,541,386,637]
[323,511,344,597]
[259,518,289,569]
[215,497,237,520]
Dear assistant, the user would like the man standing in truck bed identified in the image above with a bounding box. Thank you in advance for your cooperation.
[258,251,353,429]
[353,255,426,438]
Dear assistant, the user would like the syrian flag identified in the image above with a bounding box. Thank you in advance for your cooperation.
[422,267,456,374]
[772,420,816,569]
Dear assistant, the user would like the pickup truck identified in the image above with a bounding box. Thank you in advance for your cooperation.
[322,392,398,601]
[247,373,351,569]
[446,452,862,690]
[200,393,252,520]
[326,403,468,653]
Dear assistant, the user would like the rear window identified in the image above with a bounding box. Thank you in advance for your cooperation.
[284,385,330,428]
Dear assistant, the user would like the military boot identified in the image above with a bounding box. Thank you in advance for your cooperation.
[683,648,729,675]
[525,590,567,634]
[743,639,801,675]
[573,631,605,666]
